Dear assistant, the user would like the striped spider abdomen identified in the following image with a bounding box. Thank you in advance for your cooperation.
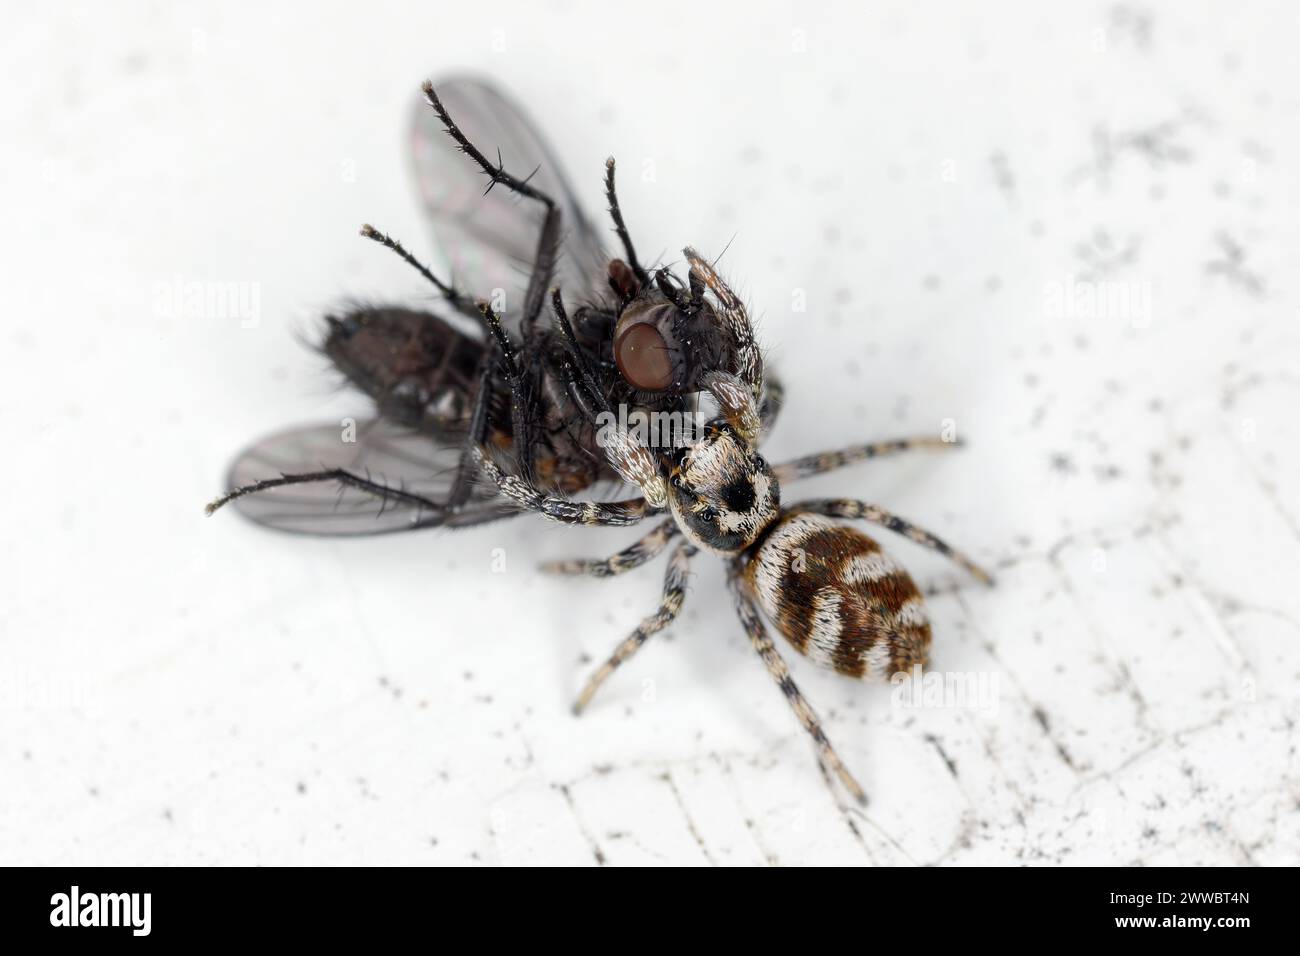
[742,512,932,678]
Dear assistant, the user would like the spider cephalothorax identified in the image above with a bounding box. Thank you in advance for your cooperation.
[667,421,779,554]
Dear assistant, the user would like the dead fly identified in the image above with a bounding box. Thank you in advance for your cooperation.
[208,77,993,804]
[210,78,737,534]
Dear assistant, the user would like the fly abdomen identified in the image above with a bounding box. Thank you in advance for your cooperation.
[742,512,932,678]
[323,307,486,435]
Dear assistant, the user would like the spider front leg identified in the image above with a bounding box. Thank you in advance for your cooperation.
[791,498,994,585]
[573,541,696,714]
[772,434,960,483]
[540,520,679,577]
[728,573,867,806]
[473,448,650,527]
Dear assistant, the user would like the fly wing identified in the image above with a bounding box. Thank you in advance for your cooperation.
[222,418,515,535]
[409,76,608,314]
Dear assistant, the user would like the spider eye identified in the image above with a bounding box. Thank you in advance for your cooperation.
[697,506,718,522]
[614,321,674,391]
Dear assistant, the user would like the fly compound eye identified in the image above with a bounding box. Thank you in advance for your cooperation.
[615,321,674,391]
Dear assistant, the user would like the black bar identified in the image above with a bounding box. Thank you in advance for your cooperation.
[0,866,1281,944]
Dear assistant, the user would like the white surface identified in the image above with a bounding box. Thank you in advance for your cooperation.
[4,1,1299,866]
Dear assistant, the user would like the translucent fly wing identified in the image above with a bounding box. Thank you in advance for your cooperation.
[409,76,608,313]
[222,418,516,535]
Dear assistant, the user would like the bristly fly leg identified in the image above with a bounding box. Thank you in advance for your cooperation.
[604,157,649,288]
[424,81,577,491]
[204,469,444,523]
[358,224,485,331]
[422,81,561,342]
[478,301,545,485]
[445,346,499,510]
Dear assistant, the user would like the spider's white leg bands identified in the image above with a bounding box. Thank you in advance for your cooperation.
[573,541,697,713]
[790,498,994,585]
[475,448,650,527]
[540,520,679,577]
[685,246,762,403]
[772,435,960,484]
[728,572,868,806]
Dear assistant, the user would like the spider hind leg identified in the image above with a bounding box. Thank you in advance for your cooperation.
[728,572,868,806]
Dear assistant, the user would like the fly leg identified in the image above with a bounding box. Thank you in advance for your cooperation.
[205,470,444,522]
[604,157,649,287]
[422,81,560,340]
[478,301,545,485]
[358,224,485,331]
[444,348,498,511]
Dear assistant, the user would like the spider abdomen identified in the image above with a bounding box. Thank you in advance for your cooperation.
[743,512,931,678]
